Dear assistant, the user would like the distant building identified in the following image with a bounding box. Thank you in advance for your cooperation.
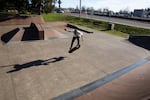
[133,9,147,17]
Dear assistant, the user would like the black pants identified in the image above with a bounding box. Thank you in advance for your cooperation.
[70,37,80,49]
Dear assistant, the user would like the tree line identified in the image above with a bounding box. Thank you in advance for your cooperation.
[0,0,61,14]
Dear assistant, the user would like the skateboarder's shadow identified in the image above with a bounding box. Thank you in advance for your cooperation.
[68,45,80,53]
[7,56,66,73]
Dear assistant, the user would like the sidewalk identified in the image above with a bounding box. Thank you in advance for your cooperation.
[0,22,150,100]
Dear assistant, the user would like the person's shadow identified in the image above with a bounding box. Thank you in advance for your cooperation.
[7,56,66,73]
[68,45,80,53]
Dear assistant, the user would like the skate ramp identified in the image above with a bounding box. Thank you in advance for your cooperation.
[1,22,69,43]
[0,15,44,25]
[129,35,150,50]
[1,23,42,43]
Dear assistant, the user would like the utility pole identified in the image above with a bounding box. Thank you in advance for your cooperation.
[79,0,81,18]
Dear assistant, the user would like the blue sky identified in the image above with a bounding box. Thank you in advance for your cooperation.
[56,0,150,12]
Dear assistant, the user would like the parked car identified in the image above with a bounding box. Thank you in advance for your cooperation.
[56,9,64,13]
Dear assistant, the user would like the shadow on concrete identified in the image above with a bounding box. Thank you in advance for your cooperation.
[21,27,39,41]
[1,28,20,43]
[7,56,66,73]
[68,45,80,53]
[1,26,40,43]
[128,35,150,50]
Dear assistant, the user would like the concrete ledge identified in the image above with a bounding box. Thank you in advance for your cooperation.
[30,22,44,40]
[129,35,150,50]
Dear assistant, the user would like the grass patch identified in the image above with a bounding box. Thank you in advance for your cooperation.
[104,30,129,37]
[42,13,71,21]
[42,13,150,37]
[115,24,150,35]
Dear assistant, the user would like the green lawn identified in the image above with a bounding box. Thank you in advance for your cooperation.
[42,13,69,21]
[42,13,149,38]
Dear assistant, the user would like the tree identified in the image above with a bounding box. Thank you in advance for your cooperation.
[0,0,57,14]
[0,0,7,11]
[58,0,62,9]
[82,6,86,13]
[98,8,102,13]
[119,7,130,14]
[0,0,29,13]
[75,5,79,12]
[14,0,29,13]
[30,0,57,14]
[103,8,109,13]
[43,0,55,13]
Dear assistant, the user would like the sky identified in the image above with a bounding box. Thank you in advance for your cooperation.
[57,0,150,12]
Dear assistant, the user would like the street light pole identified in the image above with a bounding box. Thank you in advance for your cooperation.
[79,0,81,18]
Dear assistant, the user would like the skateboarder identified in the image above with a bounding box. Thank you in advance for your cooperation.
[65,28,83,50]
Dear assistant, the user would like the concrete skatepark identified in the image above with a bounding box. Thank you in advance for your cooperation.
[0,15,150,100]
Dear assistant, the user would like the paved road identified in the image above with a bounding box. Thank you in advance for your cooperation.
[0,22,150,100]
[66,13,150,29]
